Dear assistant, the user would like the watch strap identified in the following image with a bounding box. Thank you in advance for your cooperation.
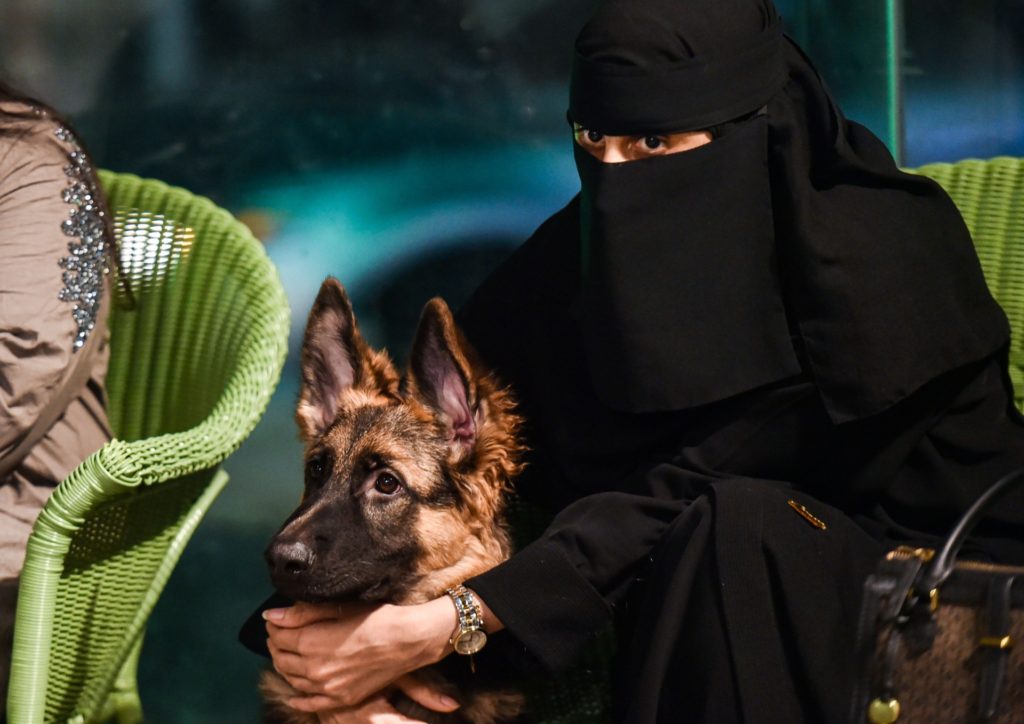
[446,584,484,648]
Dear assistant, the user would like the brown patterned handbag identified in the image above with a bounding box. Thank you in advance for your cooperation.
[849,469,1024,723]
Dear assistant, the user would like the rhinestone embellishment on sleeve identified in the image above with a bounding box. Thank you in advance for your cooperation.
[55,125,110,351]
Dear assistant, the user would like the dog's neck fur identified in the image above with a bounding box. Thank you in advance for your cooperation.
[404,510,512,604]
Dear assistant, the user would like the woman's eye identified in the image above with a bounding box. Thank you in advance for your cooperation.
[643,135,664,150]
[587,129,603,144]
[374,473,402,495]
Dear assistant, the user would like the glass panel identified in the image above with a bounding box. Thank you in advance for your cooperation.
[902,0,1024,165]
[779,0,902,159]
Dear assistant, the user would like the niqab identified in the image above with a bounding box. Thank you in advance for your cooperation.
[576,114,801,411]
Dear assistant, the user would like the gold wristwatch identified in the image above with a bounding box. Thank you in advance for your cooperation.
[446,584,487,656]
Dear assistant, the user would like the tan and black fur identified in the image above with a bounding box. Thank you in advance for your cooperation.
[263,277,526,723]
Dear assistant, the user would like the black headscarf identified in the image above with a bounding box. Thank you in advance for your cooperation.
[570,0,1008,422]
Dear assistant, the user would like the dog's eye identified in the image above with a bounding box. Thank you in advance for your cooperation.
[374,473,402,495]
[305,454,330,487]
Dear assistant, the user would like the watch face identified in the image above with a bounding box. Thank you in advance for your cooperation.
[453,628,487,655]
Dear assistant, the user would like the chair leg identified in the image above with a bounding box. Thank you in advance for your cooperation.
[98,637,144,724]
[113,696,143,724]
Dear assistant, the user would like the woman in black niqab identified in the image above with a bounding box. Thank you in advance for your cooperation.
[453,0,1024,721]
[240,0,1024,720]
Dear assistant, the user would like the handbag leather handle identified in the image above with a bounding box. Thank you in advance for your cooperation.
[916,467,1024,595]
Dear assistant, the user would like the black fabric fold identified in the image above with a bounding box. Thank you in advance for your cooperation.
[570,20,786,135]
[766,38,1009,421]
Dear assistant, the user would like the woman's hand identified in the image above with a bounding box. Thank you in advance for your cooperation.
[265,598,458,712]
[314,674,459,724]
[315,689,422,724]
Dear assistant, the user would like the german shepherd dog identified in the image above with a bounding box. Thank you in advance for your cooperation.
[262,277,526,723]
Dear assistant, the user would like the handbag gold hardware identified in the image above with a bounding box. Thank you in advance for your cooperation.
[978,635,1013,650]
[886,546,935,562]
[867,697,901,723]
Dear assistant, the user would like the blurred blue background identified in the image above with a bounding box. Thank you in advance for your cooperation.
[1,0,1021,721]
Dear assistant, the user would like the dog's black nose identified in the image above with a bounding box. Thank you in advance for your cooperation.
[267,539,314,576]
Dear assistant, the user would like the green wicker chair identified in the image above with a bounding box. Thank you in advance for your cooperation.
[6,172,290,724]
[521,155,1024,723]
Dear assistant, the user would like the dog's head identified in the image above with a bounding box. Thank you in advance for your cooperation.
[266,277,524,604]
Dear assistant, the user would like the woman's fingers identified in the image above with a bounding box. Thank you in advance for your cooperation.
[288,694,345,713]
[267,619,338,656]
[369,714,428,724]
[290,692,425,720]
[266,621,306,654]
[281,674,320,695]
[315,696,428,724]
[287,676,456,719]
[394,675,460,714]
[267,639,311,675]
[267,641,329,695]
[264,601,340,628]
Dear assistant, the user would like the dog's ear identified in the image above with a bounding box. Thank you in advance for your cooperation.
[407,298,479,455]
[297,277,398,439]
[409,297,525,522]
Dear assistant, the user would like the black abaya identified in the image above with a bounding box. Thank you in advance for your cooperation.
[456,197,1024,722]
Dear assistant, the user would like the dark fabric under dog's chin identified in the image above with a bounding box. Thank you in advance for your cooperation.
[239,592,292,658]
